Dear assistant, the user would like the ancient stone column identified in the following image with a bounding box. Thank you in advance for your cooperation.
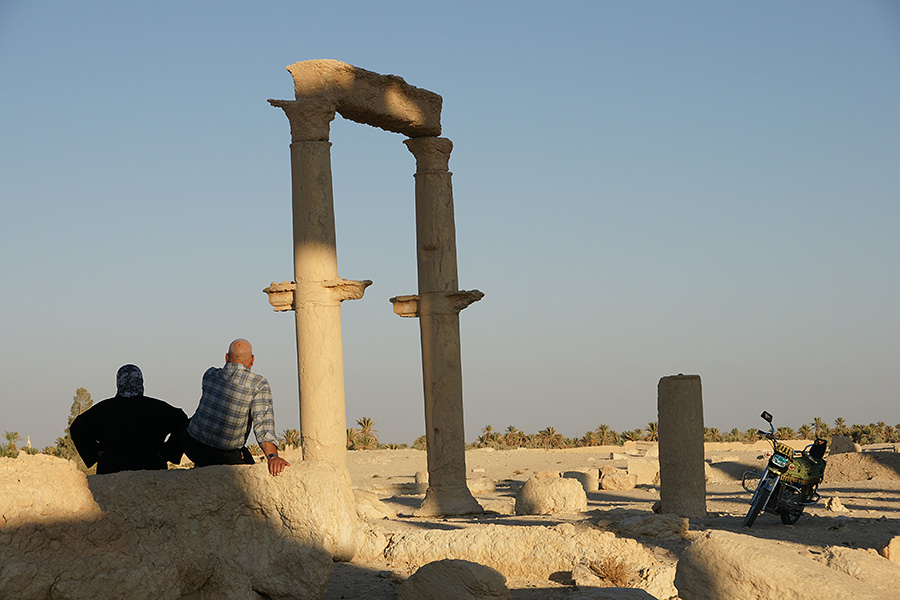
[268,97,370,467]
[400,137,483,517]
[657,374,707,517]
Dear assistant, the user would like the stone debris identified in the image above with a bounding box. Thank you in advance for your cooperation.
[515,475,588,515]
[368,522,677,599]
[675,530,888,600]
[626,458,660,486]
[564,468,600,492]
[355,489,397,520]
[813,545,900,599]
[467,477,497,495]
[397,559,510,600]
[826,496,848,512]
[600,469,638,491]
[828,435,861,454]
[881,535,900,566]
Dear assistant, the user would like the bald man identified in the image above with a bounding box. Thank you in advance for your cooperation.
[183,339,290,475]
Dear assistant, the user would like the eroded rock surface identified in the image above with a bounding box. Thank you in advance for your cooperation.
[515,476,587,515]
[2,454,359,600]
[397,559,509,600]
[675,530,890,600]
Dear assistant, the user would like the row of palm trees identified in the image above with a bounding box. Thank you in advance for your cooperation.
[471,417,900,450]
[5,415,898,460]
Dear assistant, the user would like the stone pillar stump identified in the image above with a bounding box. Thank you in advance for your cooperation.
[657,374,706,518]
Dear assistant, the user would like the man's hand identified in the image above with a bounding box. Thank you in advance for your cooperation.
[267,455,290,476]
[260,441,290,476]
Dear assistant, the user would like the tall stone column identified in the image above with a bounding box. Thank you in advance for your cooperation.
[399,136,483,516]
[657,374,707,518]
[268,98,370,467]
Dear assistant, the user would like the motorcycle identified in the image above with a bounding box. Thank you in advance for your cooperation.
[741,411,827,527]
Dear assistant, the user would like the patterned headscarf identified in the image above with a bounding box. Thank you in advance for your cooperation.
[116,364,144,397]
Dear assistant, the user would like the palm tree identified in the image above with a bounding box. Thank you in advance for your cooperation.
[3,431,20,454]
[281,428,301,449]
[776,426,796,440]
[622,429,643,442]
[477,425,500,446]
[704,428,722,443]
[797,424,814,440]
[595,424,614,446]
[833,417,847,436]
[813,417,829,439]
[535,427,563,449]
[356,417,378,446]
[503,426,525,448]
[346,427,360,450]
[644,422,659,442]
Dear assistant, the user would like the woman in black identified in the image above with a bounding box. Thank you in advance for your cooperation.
[70,364,188,474]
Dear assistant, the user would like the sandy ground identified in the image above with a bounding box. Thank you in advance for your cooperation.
[308,445,900,599]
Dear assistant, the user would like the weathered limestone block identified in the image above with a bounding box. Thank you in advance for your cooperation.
[397,559,509,600]
[515,476,587,515]
[1,453,102,526]
[564,469,600,492]
[704,456,757,483]
[284,59,442,137]
[0,455,214,600]
[882,535,900,566]
[829,435,861,454]
[814,545,900,598]
[602,513,689,540]
[600,469,637,491]
[535,470,561,478]
[626,458,659,486]
[90,460,359,560]
[369,522,676,599]
[675,530,887,600]
[354,489,396,520]
[467,477,496,495]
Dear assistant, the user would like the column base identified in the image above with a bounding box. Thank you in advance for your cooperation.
[413,485,484,517]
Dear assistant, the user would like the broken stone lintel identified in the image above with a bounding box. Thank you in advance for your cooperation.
[390,290,484,318]
[281,59,442,138]
[263,279,372,311]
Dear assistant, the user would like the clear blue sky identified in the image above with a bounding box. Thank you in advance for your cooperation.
[2,2,898,448]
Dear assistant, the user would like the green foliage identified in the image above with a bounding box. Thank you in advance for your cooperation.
[278,428,301,450]
[348,417,379,450]
[41,387,93,472]
[412,435,427,451]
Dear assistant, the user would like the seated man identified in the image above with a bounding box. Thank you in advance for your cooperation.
[182,339,290,476]
[70,364,188,474]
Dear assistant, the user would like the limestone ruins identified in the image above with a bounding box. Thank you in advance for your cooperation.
[264,59,482,517]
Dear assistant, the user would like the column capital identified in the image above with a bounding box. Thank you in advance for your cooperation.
[269,98,337,142]
[263,278,372,311]
[389,289,484,318]
[404,137,453,172]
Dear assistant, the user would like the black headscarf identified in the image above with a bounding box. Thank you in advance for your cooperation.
[116,364,144,397]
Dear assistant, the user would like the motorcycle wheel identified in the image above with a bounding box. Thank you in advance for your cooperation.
[743,480,770,528]
[778,485,804,525]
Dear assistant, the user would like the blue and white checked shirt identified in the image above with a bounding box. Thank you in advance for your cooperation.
[187,362,278,450]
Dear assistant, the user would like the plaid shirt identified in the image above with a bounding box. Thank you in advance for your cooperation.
[187,362,277,450]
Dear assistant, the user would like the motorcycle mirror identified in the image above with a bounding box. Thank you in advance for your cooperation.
[761,411,773,423]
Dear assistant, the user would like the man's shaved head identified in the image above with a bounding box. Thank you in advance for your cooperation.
[227,339,254,368]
